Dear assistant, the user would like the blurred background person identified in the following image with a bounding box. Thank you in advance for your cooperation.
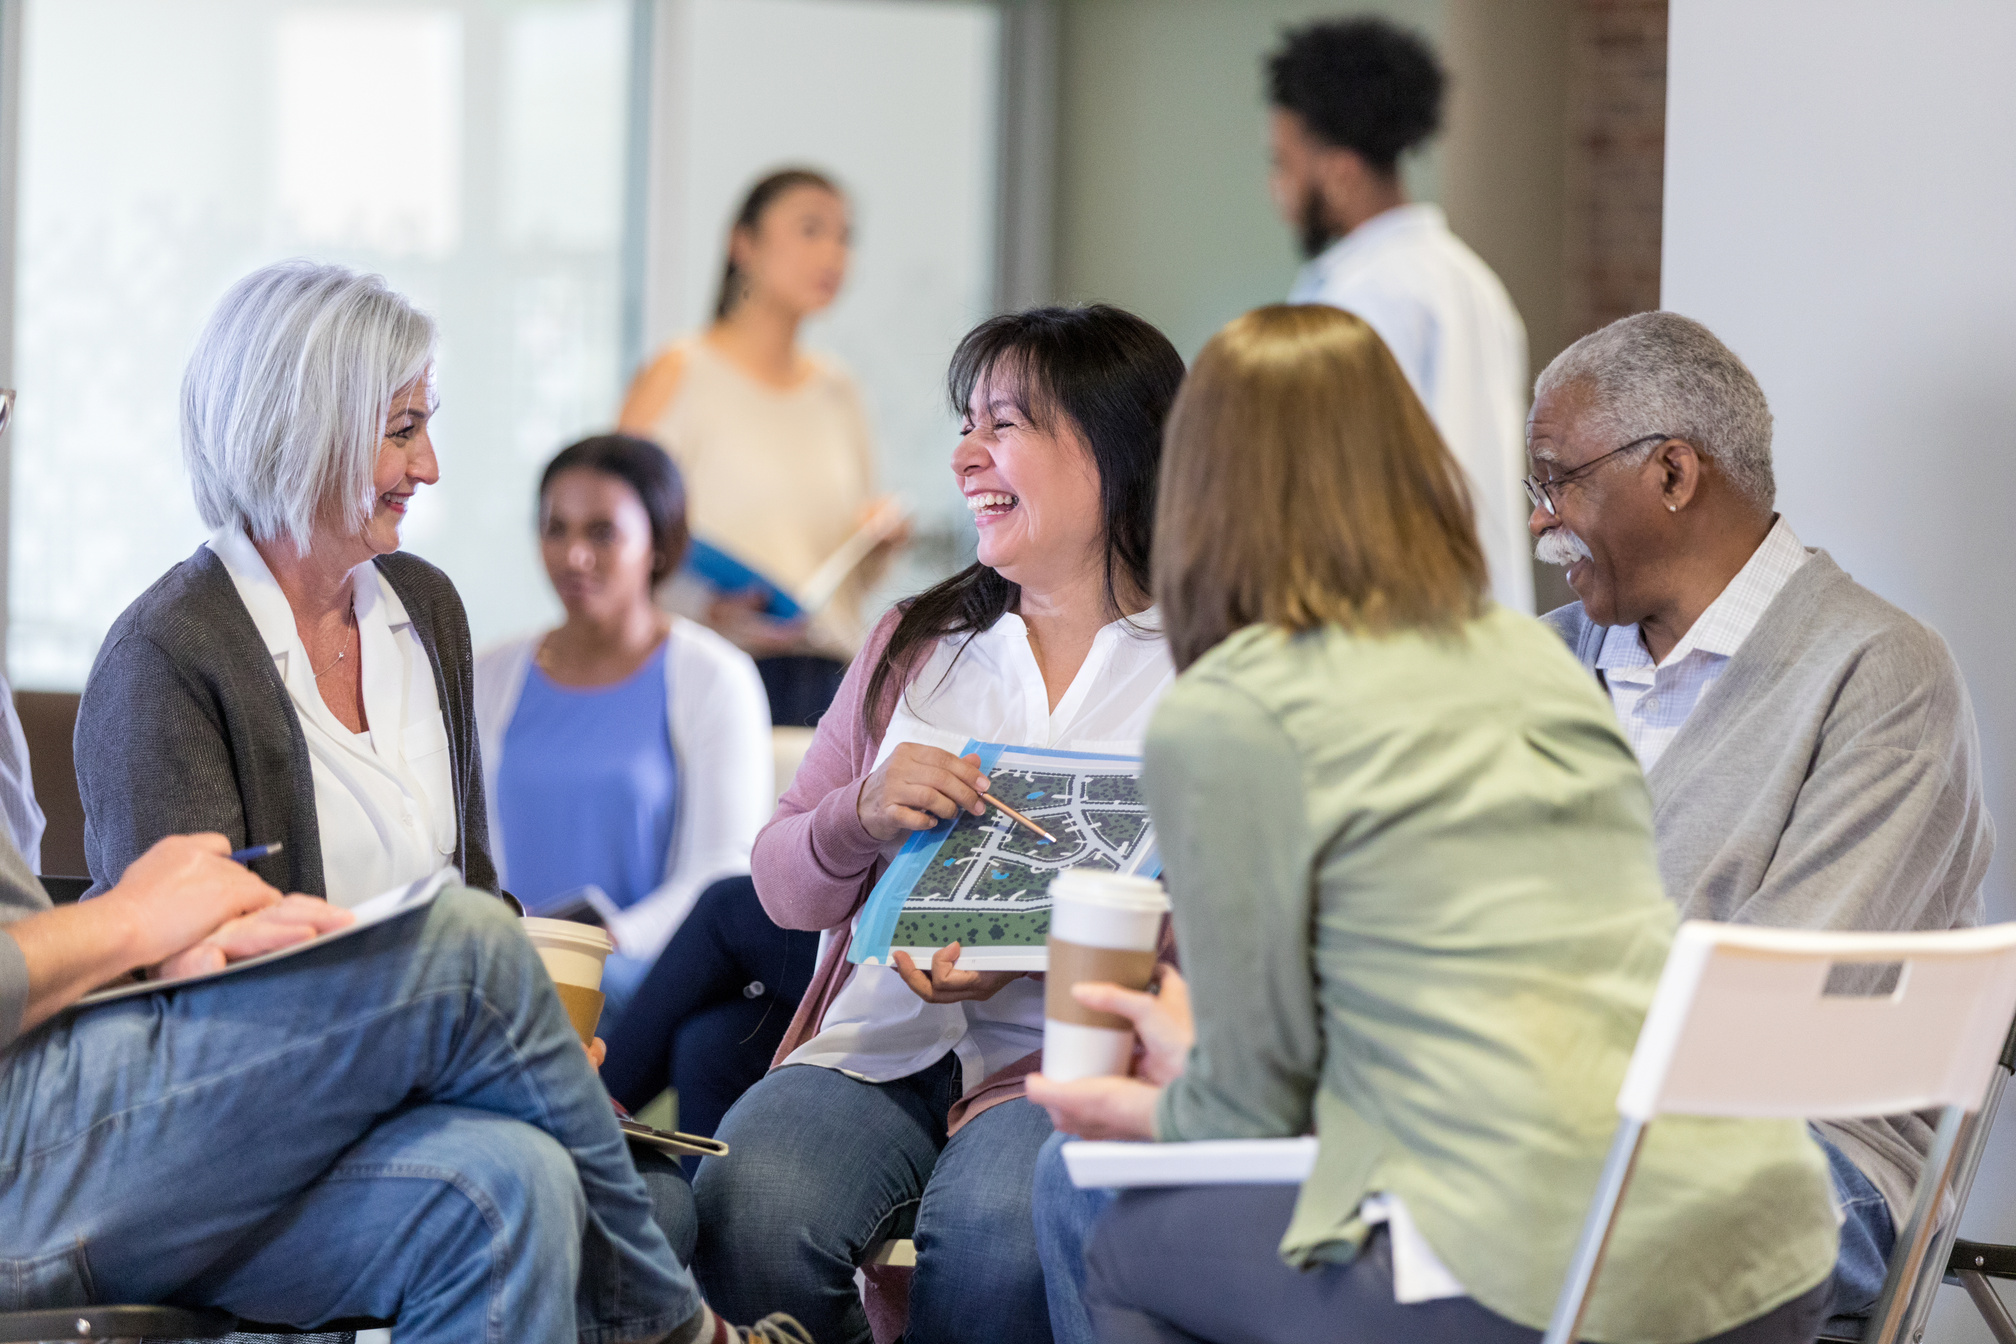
[620,167,903,728]
[475,434,775,1026]
[1267,17,1533,613]
[76,260,495,905]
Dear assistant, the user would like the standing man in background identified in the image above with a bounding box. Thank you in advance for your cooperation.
[1268,17,1534,613]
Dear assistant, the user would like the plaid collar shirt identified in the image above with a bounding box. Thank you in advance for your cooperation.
[1596,516,1810,772]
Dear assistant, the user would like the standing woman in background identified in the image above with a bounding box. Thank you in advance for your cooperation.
[77,260,494,905]
[619,167,902,727]
[474,435,777,1025]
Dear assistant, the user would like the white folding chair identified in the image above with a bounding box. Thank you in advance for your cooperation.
[1544,920,2016,1344]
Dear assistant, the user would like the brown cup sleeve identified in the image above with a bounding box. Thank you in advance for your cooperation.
[554,982,605,1046]
[1045,938,1158,1030]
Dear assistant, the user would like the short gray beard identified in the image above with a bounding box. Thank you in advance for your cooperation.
[1534,527,1593,567]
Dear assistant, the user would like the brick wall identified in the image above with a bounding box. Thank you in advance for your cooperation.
[1564,0,1668,341]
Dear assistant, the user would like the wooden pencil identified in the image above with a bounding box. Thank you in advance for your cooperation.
[981,793,1057,844]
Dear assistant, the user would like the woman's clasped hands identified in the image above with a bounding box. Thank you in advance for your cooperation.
[1025,967,1194,1141]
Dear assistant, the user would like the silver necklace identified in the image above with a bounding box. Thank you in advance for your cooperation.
[312,617,355,679]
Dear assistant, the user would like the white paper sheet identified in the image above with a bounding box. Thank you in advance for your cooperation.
[1060,1136,1318,1189]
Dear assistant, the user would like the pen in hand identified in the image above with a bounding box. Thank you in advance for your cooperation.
[228,841,285,865]
[980,794,1056,844]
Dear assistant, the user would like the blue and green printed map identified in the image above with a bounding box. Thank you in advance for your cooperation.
[848,741,1159,971]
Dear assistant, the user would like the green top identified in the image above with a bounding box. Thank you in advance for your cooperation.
[1148,610,1837,1343]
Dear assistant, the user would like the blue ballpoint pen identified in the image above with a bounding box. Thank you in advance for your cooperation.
[228,841,285,864]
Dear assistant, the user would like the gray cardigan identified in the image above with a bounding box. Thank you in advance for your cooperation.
[1545,548,1994,1220]
[75,544,497,901]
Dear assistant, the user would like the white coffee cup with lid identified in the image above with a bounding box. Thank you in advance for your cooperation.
[1042,871,1170,1081]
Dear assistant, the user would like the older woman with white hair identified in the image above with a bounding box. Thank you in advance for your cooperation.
[76,260,495,907]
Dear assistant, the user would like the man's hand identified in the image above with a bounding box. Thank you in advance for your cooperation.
[857,745,991,843]
[96,834,294,969]
[10,833,347,1034]
[1022,968,1195,1140]
[893,942,1023,1004]
[152,894,354,981]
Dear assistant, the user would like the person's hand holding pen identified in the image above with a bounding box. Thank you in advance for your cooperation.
[98,835,354,983]
[857,743,1056,844]
[856,742,993,842]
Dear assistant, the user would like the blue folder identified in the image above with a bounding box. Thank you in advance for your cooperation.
[682,539,804,620]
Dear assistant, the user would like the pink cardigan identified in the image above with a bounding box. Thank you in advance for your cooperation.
[753,610,1042,1132]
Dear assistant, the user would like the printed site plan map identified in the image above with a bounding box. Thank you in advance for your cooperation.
[849,740,1161,971]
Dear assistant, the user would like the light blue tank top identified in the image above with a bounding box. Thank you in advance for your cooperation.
[497,642,677,914]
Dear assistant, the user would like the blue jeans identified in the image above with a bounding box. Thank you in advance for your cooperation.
[1032,1132,1110,1344]
[693,1057,1057,1344]
[1818,1132,1897,1316]
[0,887,702,1344]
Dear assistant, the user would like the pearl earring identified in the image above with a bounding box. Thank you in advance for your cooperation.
[1667,504,1677,513]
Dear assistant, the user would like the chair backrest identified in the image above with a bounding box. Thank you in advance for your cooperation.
[15,689,84,875]
[771,726,816,803]
[1617,920,2016,1123]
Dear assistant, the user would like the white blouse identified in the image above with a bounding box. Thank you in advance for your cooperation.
[1290,203,1533,614]
[783,606,1176,1093]
[209,527,458,906]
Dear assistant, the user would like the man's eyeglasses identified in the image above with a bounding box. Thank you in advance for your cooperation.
[1523,433,1674,516]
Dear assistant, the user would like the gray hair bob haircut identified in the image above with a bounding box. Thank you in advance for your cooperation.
[182,260,436,551]
[1534,310,1775,510]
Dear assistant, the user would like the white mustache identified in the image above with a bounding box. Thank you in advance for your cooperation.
[1534,528,1593,566]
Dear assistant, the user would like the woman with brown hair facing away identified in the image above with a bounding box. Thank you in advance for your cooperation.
[1024,304,1838,1344]
[620,168,902,727]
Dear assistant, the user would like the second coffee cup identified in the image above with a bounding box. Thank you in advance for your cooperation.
[522,917,614,1045]
[1042,870,1170,1081]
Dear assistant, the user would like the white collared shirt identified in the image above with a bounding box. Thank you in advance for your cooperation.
[784,607,1176,1092]
[1597,517,1811,771]
[1290,203,1533,614]
[209,526,458,906]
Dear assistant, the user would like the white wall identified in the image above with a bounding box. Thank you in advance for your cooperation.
[641,0,1001,592]
[1051,0,1443,362]
[1663,4,2016,1337]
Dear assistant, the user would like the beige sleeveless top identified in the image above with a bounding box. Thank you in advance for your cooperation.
[646,338,878,657]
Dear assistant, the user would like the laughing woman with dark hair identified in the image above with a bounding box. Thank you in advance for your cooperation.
[690,305,1186,1344]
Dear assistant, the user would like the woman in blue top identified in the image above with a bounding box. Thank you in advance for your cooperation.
[475,435,778,1031]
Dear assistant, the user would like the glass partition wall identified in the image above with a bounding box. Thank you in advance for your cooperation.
[9,0,633,686]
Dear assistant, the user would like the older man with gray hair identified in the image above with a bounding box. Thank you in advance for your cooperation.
[1527,310,1994,1318]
